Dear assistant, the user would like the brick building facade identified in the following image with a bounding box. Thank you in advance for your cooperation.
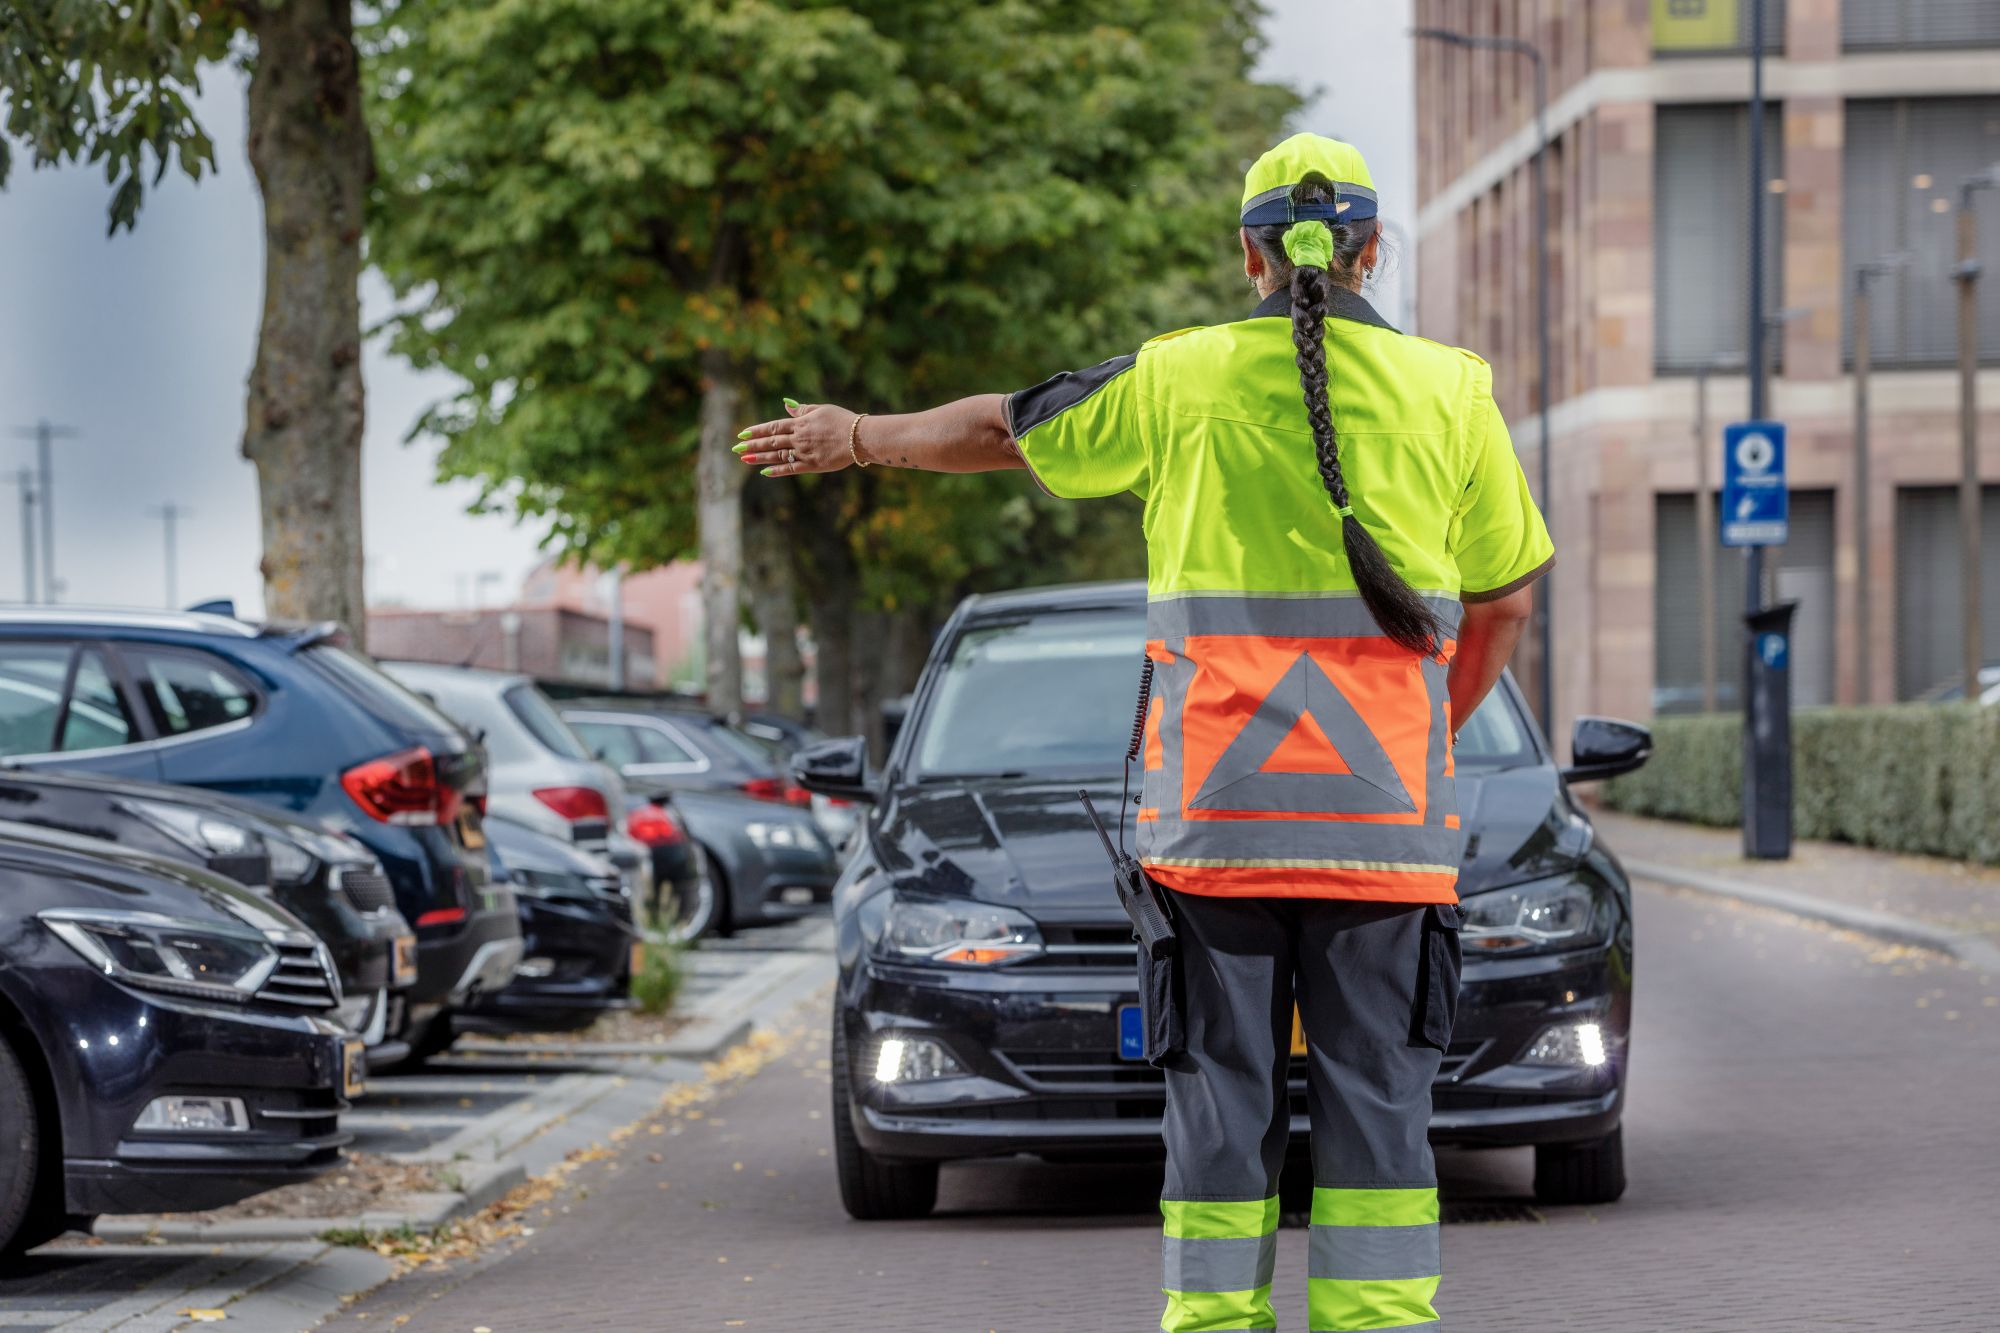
[1412,0,2000,739]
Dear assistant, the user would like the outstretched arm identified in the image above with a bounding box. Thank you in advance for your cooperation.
[737,395,1022,478]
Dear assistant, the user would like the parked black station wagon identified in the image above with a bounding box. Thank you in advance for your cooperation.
[801,581,1650,1219]
[0,821,355,1253]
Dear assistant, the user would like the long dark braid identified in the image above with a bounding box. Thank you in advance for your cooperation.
[1255,179,1442,656]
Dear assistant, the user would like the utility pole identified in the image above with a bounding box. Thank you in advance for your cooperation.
[147,504,189,609]
[1853,256,1910,705]
[8,421,74,604]
[1955,169,1997,701]
[1410,23,1553,730]
[9,469,36,604]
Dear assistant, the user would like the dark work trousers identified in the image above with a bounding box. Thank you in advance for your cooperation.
[1154,894,1460,1332]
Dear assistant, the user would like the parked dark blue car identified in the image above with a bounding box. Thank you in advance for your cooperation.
[0,609,520,1058]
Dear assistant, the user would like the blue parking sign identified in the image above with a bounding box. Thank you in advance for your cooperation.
[1721,421,1787,547]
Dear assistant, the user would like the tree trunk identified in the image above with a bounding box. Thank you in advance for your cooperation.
[242,0,371,641]
[695,347,746,713]
[800,475,859,735]
[743,488,805,717]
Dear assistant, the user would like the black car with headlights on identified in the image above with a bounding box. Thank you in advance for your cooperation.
[0,821,356,1255]
[802,581,1650,1220]
[462,817,641,1034]
[0,769,419,1064]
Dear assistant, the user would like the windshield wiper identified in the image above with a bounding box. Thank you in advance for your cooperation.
[915,770,1029,784]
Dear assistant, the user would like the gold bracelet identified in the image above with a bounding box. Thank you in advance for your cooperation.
[848,413,871,468]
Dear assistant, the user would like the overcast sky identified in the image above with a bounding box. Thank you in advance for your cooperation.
[0,1,1410,618]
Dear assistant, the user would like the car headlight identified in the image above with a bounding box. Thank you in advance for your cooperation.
[1460,876,1611,956]
[40,909,280,1003]
[508,867,593,901]
[744,819,814,851]
[121,799,262,865]
[870,895,1043,966]
[265,833,316,886]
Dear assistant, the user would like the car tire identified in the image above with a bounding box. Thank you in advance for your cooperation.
[699,844,736,940]
[1533,1127,1627,1206]
[407,1012,457,1064]
[0,1031,41,1256]
[830,1019,938,1221]
[667,845,723,944]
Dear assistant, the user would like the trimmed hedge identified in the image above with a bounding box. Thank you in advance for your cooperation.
[1600,703,2000,864]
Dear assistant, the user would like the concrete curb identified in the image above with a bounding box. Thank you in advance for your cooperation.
[1627,857,2000,974]
[96,940,834,1246]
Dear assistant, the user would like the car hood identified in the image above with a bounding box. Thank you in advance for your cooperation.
[873,767,1591,917]
[0,819,316,938]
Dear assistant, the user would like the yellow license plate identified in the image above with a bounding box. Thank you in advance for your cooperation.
[341,1037,367,1099]
[630,940,646,976]
[392,934,420,988]
[1290,1007,1308,1056]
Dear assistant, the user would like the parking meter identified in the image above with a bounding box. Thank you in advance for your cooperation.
[1742,600,1797,859]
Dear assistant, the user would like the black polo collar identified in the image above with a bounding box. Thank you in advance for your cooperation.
[1248,284,1398,332]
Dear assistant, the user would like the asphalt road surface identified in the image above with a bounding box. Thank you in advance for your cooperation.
[338,883,1999,1331]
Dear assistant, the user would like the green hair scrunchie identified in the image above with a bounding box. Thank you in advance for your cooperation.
[1281,219,1335,270]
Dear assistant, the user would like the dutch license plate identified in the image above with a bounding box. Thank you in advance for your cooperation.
[1120,1006,1308,1058]
[1118,1004,1144,1060]
[341,1036,367,1099]
[392,934,420,988]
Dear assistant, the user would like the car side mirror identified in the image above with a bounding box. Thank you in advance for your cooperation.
[1561,716,1652,784]
[792,735,876,803]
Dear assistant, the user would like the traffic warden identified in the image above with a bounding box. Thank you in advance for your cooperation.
[740,133,1552,1333]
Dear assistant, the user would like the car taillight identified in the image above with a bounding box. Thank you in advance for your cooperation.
[741,776,810,805]
[342,747,459,826]
[533,786,610,823]
[627,802,684,846]
[415,907,467,928]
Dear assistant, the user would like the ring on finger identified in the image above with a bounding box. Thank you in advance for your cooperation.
[784,449,796,464]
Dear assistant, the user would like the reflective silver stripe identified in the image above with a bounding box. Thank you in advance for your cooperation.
[1162,1232,1279,1294]
[1147,592,1463,640]
[1189,652,1416,816]
[1421,654,1454,826]
[1308,1222,1441,1281]
[1240,181,1381,219]
[1142,816,1462,870]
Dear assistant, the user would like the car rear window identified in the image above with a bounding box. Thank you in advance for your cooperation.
[305,645,466,737]
[504,685,593,761]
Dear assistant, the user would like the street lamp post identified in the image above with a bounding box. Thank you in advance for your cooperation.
[1954,169,1998,702]
[1693,354,1747,713]
[1853,255,1910,705]
[1410,24,1553,731]
[8,420,74,605]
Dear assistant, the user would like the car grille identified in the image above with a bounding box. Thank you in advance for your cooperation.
[257,941,341,1010]
[996,1039,1487,1093]
[1021,924,1138,970]
[335,866,397,914]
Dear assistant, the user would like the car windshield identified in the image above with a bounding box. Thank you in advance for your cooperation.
[909,605,1537,781]
[504,685,594,761]
[912,610,1145,781]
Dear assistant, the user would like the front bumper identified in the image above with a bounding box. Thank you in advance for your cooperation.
[46,982,354,1215]
[459,895,639,1034]
[839,937,1631,1163]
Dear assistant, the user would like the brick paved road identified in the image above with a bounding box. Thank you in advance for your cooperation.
[337,884,1999,1332]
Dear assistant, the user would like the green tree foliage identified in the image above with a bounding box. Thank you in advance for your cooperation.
[366,0,1295,702]
[0,0,230,232]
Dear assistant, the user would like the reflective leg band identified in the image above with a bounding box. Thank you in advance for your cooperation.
[1306,1187,1441,1332]
[1160,1196,1281,1332]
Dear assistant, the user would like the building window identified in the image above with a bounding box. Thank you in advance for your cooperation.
[1894,486,2000,699]
[1845,97,2000,368]
[1653,0,1785,55]
[1654,490,1833,714]
[1655,104,1785,374]
[1844,0,2000,50]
